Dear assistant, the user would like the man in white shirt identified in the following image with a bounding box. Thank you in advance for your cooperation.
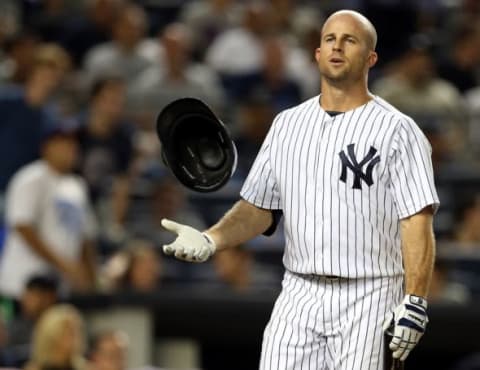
[0,128,97,299]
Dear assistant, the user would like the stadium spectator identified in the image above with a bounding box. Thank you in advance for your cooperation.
[258,35,302,113]
[286,6,323,99]
[429,259,471,305]
[454,194,480,247]
[76,76,134,248]
[25,304,87,370]
[179,0,242,60]
[0,127,97,299]
[101,239,161,292]
[0,43,70,196]
[0,30,39,84]
[212,246,281,292]
[128,22,225,119]
[127,169,206,248]
[1,276,58,367]
[60,0,124,67]
[373,34,465,120]
[372,34,468,159]
[205,1,272,99]
[0,0,21,45]
[121,242,161,292]
[437,25,480,93]
[89,330,129,370]
[83,3,155,87]
[233,88,275,179]
[26,0,75,46]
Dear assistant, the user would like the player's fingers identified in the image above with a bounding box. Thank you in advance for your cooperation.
[391,333,408,356]
[392,342,404,359]
[390,325,403,351]
[399,343,413,362]
[393,329,410,360]
[183,247,196,262]
[161,218,184,233]
[196,246,211,262]
[163,243,175,255]
[191,249,202,263]
[400,331,420,361]
[399,337,415,362]
[390,336,401,352]
[174,245,186,259]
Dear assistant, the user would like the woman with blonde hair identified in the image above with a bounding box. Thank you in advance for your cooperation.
[26,304,87,370]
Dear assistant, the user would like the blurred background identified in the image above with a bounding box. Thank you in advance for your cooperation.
[0,0,479,369]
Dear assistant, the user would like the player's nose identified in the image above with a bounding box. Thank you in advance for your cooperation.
[333,43,343,52]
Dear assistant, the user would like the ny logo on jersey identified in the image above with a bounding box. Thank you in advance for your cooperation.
[339,144,380,189]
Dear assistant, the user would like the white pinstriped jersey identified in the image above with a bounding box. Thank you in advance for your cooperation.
[240,95,439,278]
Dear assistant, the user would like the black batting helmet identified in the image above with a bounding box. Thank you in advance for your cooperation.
[156,98,237,192]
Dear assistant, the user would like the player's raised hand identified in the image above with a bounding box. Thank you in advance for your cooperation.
[383,294,428,361]
[161,218,216,262]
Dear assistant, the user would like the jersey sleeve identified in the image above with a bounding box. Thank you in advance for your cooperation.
[388,119,440,219]
[240,115,281,210]
[5,172,42,225]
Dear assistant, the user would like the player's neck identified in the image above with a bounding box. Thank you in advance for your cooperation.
[319,82,373,112]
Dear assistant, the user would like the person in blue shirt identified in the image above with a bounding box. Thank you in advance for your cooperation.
[0,43,71,195]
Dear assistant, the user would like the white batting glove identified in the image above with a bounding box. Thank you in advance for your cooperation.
[383,294,428,361]
[161,218,216,263]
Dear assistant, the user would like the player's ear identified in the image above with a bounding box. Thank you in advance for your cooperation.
[367,51,378,68]
[315,47,321,63]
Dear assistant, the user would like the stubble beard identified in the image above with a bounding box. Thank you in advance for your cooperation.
[323,68,349,83]
[321,64,365,86]
[321,67,353,87]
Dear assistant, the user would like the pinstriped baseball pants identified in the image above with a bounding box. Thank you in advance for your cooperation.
[259,271,404,370]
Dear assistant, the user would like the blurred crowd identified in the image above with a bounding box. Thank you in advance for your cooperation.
[0,0,479,368]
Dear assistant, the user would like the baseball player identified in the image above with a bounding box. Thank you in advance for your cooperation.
[162,10,439,369]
